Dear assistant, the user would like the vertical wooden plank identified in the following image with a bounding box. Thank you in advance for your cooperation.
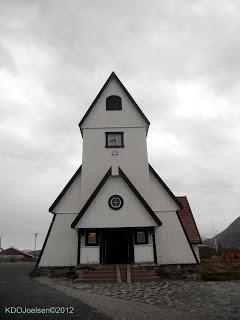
[77,229,81,265]
[151,227,157,264]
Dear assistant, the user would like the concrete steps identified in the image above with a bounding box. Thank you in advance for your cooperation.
[131,267,160,283]
[75,266,117,283]
[74,265,160,283]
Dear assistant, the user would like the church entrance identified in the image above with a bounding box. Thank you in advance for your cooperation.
[100,228,134,264]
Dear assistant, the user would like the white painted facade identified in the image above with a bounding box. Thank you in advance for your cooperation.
[38,72,201,268]
[39,214,78,267]
[76,176,156,229]
[81,127,150,205]
[53,170,82,214]
[155,211,196,264]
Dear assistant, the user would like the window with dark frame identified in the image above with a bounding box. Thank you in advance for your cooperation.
[106,95,122,110]
[105,132,124,148]
[134,229,148,245]
[108,195,124,210]
[85,230,99,246]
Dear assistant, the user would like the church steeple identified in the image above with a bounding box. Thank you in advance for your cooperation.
[79,73,151,205]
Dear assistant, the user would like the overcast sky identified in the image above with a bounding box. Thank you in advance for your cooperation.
[1,0,239,250]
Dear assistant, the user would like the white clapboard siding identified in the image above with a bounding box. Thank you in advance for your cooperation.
[134,244,154,263]
[53,171,82,213]
[76,176,157,229]
[155,211,196,264]
[80,247,100,264]
[81,76,147,129]
[39,214,78,267]
[149,169,180,212]
[81,127,150,206]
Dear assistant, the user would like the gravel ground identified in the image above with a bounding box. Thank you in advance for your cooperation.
[69,280,240,319]
[37,276,240,320]
[37,277,203,320]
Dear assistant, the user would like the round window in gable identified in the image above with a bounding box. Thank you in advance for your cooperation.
[108,195,123,210]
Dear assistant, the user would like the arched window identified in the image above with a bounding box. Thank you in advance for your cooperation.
[106,95,122,110]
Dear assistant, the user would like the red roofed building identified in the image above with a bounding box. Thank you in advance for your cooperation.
[4,247,34,261]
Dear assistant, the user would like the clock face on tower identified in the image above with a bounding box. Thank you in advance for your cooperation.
[105,132,124,148]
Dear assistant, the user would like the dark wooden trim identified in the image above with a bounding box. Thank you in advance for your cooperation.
[108,195,124,210]
[151,228,157,264]
[49,165,82,213]
[176,210,200,264]
[119,168,162,226]
[77,229,81,265]
[134,228,149,245]
[99,231,104,264]
[128,229,134,264]
[105,132,124,148]
[71,168,112,228]
[149,164,183,209]
[78,72,150,131]
[36,214,56,267]
[85,230,99,246]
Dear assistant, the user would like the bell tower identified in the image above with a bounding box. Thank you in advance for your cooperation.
[79,72,151,205]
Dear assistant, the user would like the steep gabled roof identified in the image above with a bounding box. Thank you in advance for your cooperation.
[71,167,162,228]
[79,72,150,130]
[149,164,183,209]
[176,196,202,244]
[49,165,82,213]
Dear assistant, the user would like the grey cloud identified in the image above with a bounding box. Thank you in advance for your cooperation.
[1,0,240,248]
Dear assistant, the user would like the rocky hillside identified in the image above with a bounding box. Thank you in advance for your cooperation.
[203,216,240,249]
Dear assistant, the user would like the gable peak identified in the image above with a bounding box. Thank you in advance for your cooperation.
[78,72,150,130]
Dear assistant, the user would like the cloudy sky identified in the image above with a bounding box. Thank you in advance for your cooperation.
[1,0,239,250]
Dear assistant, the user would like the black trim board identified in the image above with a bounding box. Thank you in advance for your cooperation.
[36,214,56,267]
[49,165,82,213]
[77,229,81,265]
[78,72,150,130]
[151,227,158,264]
[149,164,183,209]
[176,210,200,264]
[119,168,162,226]
[71,167,162,228]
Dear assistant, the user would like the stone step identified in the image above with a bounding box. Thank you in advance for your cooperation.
[77,274,116,279]
[74,278,116,283]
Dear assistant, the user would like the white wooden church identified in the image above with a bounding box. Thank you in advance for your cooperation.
[37,72,201,268]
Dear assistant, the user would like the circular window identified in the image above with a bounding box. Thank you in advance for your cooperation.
[108,195,123,210]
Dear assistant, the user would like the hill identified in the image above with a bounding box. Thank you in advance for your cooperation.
[203,216,240,249]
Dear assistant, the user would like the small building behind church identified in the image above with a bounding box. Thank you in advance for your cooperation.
[37,72,201,270]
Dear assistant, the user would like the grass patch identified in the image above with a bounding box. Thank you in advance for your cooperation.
[201,272,240,281]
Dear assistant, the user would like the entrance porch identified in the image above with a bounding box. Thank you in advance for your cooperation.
[78,227,157,265]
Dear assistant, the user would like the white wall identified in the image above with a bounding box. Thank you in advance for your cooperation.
[53,171,82,213]
[39,214,78,267]
[149,168,180,212]
[155,211,197,264]
[76,175,157,228]
[80,247,100,264]
[81,76,147,130]
[134,244,154,263]
[81,127,150,206]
